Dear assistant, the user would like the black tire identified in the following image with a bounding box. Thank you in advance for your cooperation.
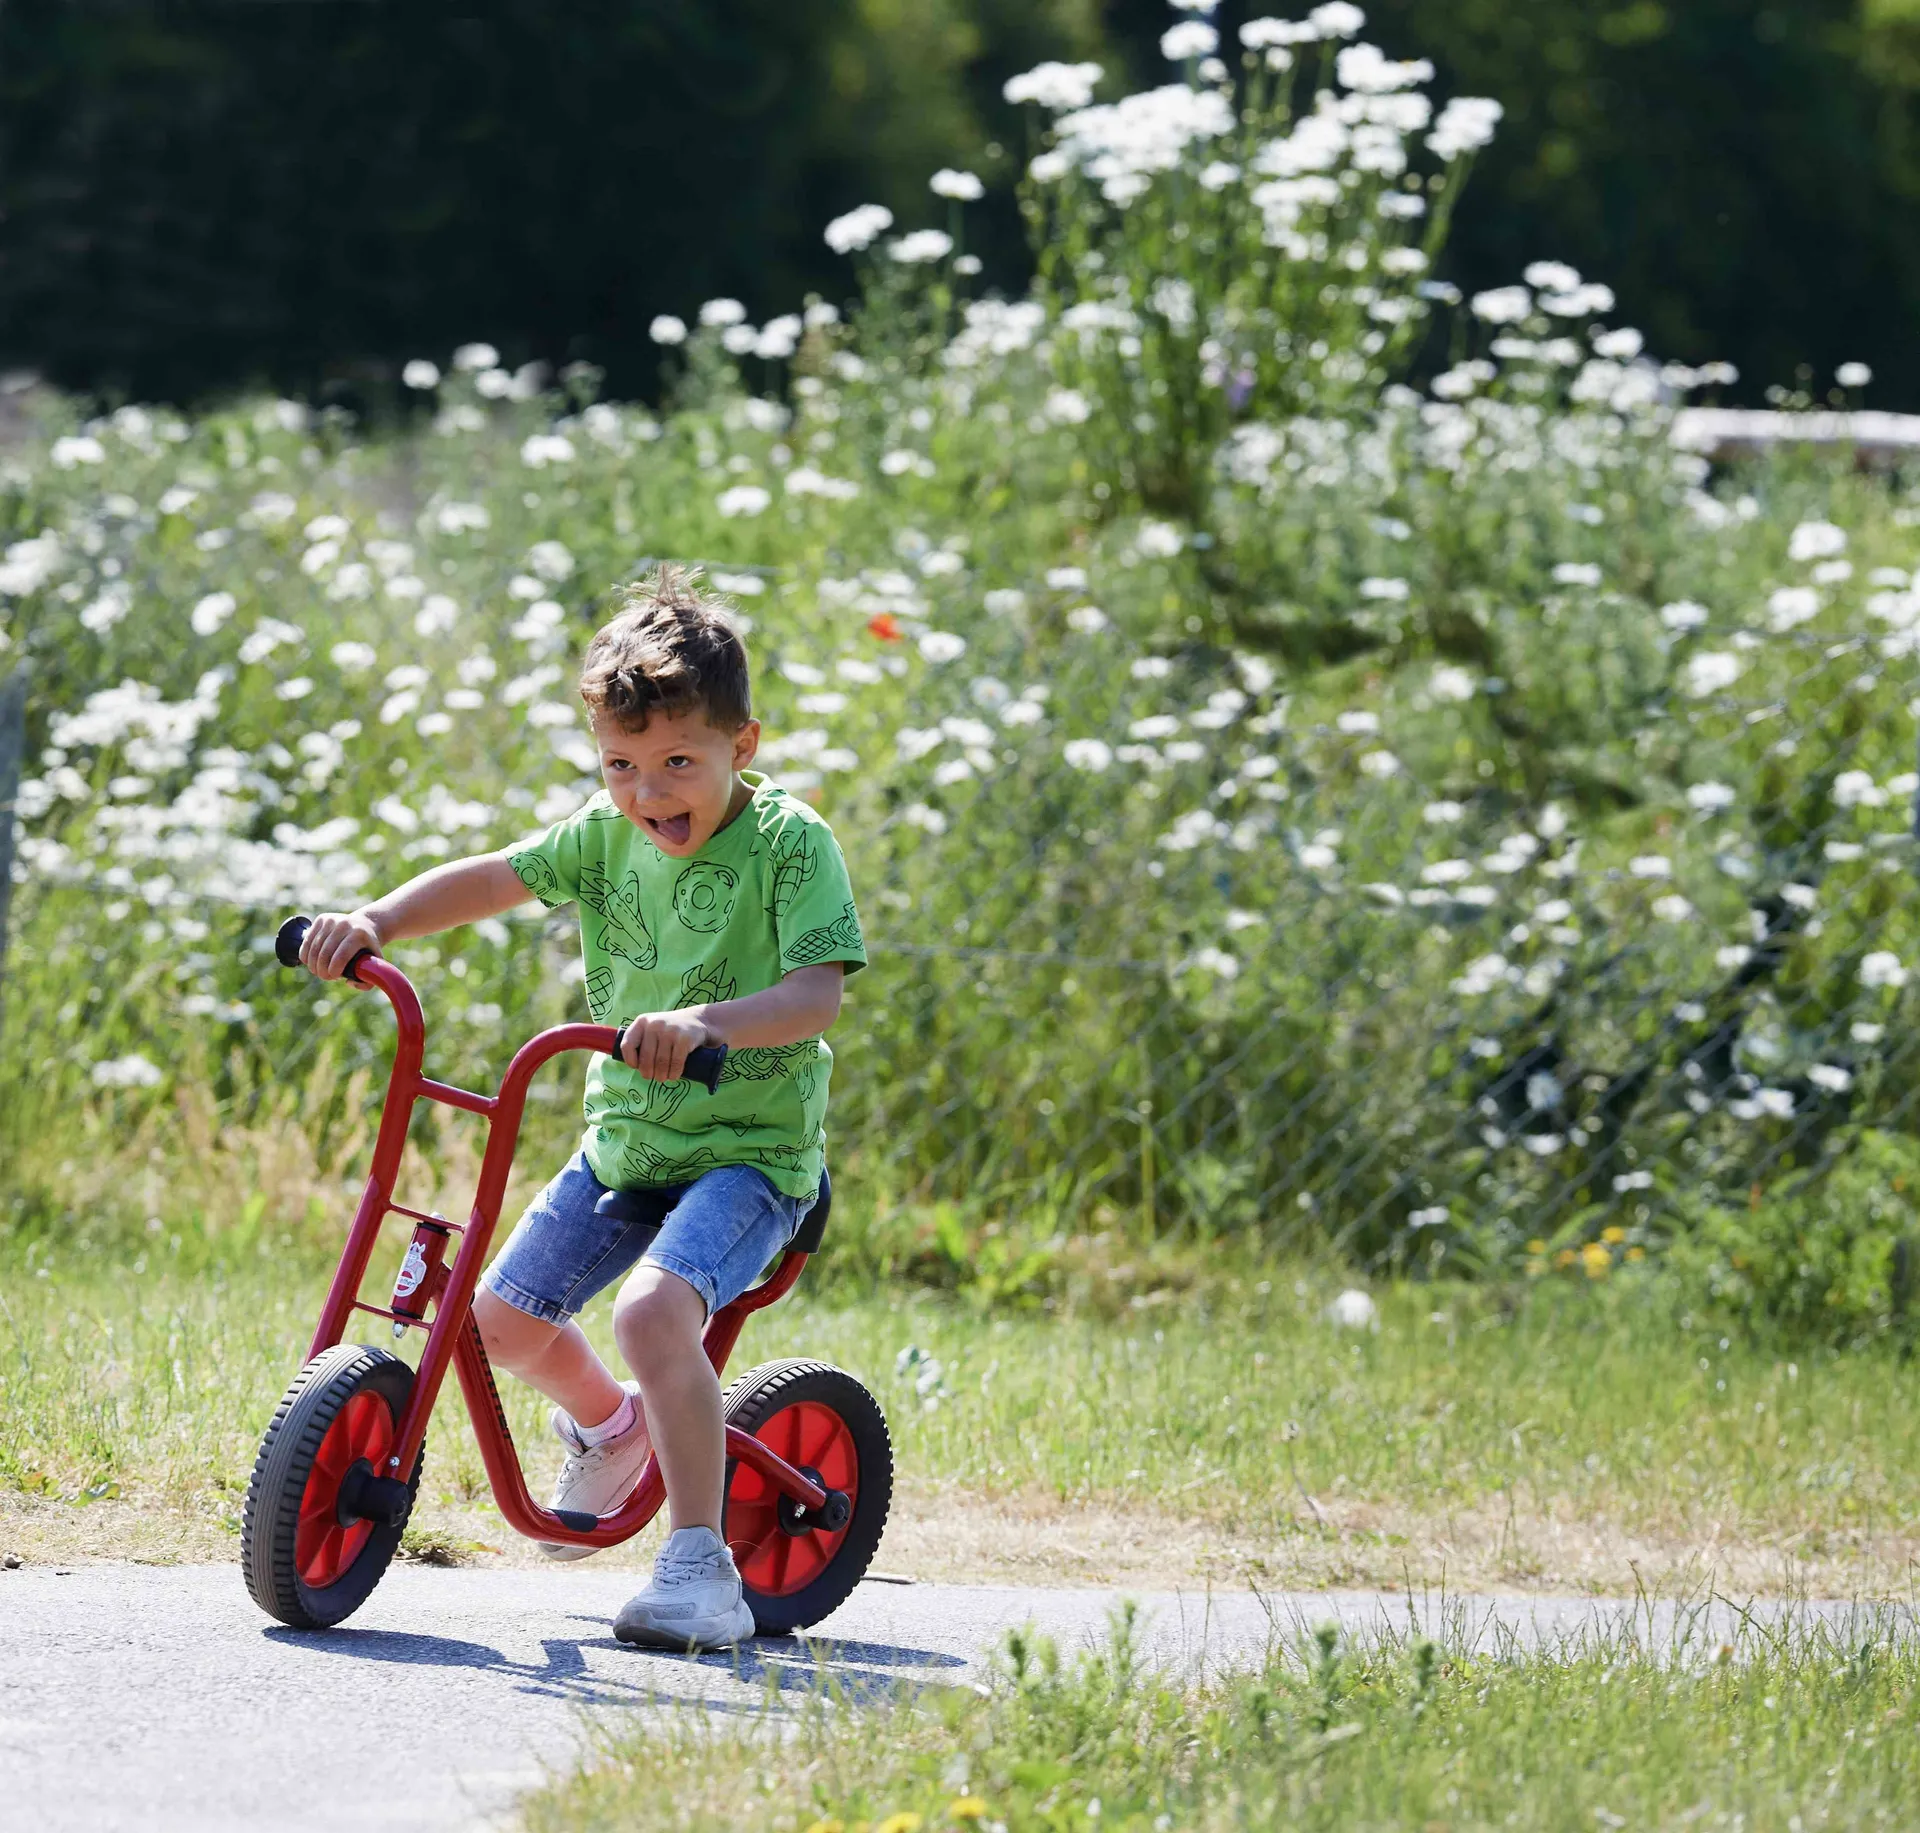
[722,1358,892,1635]
[242,1342,424,1630]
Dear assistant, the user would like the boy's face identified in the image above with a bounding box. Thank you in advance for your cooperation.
[591,705,760,858]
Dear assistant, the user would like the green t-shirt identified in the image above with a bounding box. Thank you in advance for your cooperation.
[506,770,866,1199]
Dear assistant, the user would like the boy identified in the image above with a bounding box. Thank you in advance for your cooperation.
[298,566,865,1650]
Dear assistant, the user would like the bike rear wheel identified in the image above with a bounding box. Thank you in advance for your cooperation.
[722,1358,891,1635]
[242,1342,423,1629]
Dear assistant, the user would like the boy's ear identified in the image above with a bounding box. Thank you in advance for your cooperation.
[732,718,761,771]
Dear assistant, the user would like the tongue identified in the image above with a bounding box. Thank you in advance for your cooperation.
[653,813,692,845]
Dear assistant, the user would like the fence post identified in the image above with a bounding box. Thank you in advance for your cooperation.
[0,665,26,1042]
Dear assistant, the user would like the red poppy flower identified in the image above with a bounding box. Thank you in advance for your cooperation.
[867,613,903,641]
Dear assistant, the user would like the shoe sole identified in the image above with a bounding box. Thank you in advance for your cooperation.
[613,1598,756,1652]
[535,1541,600,1562]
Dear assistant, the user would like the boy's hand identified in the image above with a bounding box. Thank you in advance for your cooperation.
[617,1009,721,1080]
[300,910,385,981]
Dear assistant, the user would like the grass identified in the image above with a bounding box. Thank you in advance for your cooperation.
[525,1609,1920,1832]
[6,1238,1920,1597]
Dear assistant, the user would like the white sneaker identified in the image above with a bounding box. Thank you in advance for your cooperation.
[537,1381,651,1562]
[613,1525,757,1651]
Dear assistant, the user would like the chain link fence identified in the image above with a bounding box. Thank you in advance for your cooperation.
[7,561,1919,1273]
[0,665,26,1041]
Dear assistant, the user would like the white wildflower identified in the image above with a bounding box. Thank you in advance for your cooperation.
[1336,43,1432,91]
[890,230,954,265]
[1471,286,1532,325]
[824,204,894,254]
[1862,951,1908,990]
[1832,770,1885,809]
[648,315,688,345]
[1064,738,1114,771]
[92,1054,163,1089]
[1787,521,1846,562]
[1762,584,1823,635]
[1309,3,1367,38]
[930,168,984,200]
[1003,60,1103,110]
[1683,651,1743,697]
[1428,95,1502,158]
[190,592,237,636]
[1161,20,1218,58]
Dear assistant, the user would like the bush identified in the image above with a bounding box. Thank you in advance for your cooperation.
[1661,1128,1920,1345]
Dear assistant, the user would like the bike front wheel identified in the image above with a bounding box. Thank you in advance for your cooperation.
[242,1342,424,1629]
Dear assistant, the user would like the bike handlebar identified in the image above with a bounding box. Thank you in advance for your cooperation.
[275,914,728,1093]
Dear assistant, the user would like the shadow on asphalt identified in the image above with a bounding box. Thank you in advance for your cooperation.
[263,1620,966,1711]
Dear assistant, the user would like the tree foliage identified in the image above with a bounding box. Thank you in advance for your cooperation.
[5,1,1920,405]
[0,0,1097,402]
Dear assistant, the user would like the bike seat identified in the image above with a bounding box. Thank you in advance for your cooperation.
[792,1176,831,1254]
[591,1185,672,1240]
[592,1173,831,1253]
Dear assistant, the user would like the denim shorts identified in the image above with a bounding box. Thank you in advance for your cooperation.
[481,1149,816,1323]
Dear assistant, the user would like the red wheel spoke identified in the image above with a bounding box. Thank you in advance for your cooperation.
[314,1424,350,1480]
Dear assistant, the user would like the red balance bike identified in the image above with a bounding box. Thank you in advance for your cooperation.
[242,916,891,1633]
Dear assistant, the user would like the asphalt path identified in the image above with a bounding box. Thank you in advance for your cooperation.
[0,1564,1907,1833]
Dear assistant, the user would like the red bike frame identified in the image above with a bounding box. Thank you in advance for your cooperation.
[310,955,829,1548]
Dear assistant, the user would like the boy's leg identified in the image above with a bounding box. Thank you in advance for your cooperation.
[608,1165,810,1648]
[472,1287,626,1429]
[472,1148,675,1549]
[476,1146,661,1424]
[609,1267,722,1530]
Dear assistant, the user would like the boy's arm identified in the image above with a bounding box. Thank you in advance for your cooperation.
[299,852,535,980]
[616,964,846,1078]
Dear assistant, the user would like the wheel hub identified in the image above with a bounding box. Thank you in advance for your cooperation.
[776,1466,852,1536]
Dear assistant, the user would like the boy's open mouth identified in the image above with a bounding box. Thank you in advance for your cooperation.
[643,811,693,846]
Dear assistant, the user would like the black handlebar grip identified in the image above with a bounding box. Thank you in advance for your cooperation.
[608,1028,728,1093]
[276,913,374,982]
[682,1043,728,1092]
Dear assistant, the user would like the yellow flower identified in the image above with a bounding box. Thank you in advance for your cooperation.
[949,1800,990,1822]
[1555,1248,1577,1270]
[803,1821,845,1833]
[1600,1225,1627,1245]
[1580,1241,1612,1278]
[1626,1245,1646,1261]
[1526,1239,1547,1255]
[876,1815,924,1833]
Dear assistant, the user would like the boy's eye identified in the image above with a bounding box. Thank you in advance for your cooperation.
[666,755,691,768]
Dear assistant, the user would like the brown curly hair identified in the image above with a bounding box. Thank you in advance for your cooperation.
[578,565,753,733]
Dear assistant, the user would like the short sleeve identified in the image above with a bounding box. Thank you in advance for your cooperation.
[773,817,867,976]
[505,801,593,909]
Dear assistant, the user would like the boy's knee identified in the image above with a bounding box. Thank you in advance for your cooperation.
[473,1285,553,1371]
[612,1273,703,1374]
